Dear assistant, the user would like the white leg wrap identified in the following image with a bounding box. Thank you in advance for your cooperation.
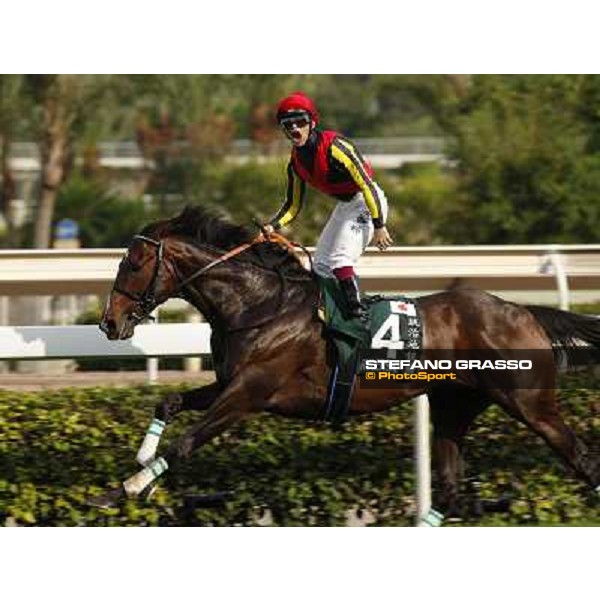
[596,484,600,496]
[123,457,169,498]
[136,418,166,466]
[419,508,444,527]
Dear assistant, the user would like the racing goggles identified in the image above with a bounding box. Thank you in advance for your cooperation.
[279,113,311,131]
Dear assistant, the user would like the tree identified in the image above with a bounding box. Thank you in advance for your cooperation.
[0,75,28,245]
[23,74,132,248]
[25,75,76,248]
[55,174,152,247]
[404,74,600,244]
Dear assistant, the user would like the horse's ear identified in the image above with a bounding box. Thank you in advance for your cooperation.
[172,205,199,230]
[179,204,194,219]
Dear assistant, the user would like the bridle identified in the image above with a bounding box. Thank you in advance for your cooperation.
[110,231,310,331]
[111,234,165,325]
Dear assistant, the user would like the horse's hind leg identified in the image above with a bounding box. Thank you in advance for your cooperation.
[427,386,491,525]
[136,382,223,467]
[495,388,600,492]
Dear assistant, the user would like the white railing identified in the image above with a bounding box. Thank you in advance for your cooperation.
[0,323,211,360]
[1,244,599,306]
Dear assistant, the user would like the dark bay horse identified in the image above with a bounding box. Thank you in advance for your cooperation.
[95,206,600,522]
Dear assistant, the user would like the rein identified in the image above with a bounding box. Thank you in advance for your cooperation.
[175,232,285,290]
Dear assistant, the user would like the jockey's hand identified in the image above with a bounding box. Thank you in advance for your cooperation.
[372,226,393,251]
[263,224,275,237]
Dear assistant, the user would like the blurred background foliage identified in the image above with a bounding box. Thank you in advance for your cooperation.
[2,74,600,248]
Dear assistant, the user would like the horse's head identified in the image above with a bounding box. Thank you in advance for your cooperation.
[100,205,309,340]
[100,226,180,340]
[99,206,254,340]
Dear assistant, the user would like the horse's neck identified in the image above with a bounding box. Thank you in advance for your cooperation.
[180,256,287,327]
[173,241,317,329]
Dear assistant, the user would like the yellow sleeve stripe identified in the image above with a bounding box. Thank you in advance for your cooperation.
[331,139,382,220]
[272,164,305,228]
[278,194,301,226]
[279,170,304,227]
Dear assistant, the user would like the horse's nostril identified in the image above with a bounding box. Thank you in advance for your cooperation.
[100,318,116,335]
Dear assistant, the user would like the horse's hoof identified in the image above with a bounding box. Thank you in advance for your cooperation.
[141,483,158,501]
[87,486,126,509]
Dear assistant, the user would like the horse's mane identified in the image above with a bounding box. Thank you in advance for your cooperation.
[144,205,312,279]
[153,205,254,249]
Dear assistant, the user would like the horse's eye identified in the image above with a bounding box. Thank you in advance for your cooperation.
[130,261,142,272]
[122,255,142,272]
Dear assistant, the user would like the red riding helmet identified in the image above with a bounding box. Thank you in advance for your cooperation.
[276,92,319,125]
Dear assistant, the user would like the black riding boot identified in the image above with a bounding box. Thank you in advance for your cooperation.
[339,276,367,320]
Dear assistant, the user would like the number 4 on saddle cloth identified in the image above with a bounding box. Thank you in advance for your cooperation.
[315,275,423,424]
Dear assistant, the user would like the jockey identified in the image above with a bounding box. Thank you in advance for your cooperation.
[264,91,393,319]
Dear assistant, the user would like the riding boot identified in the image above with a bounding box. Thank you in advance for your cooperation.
[338,276,367,320]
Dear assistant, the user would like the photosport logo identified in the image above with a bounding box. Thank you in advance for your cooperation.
[358,348,600,390]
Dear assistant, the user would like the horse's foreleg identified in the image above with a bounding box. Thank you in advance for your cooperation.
[432,438,463,517]
[164,384,253,463]
[136,382,223,466]
[124,374,268,499]
[425,387,490,526]
[155,382,225,421]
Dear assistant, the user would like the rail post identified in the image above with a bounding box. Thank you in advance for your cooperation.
[541,247,570,310]
[414,393,431,525]
[146,308,159,384]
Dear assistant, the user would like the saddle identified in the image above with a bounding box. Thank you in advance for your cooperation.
[316,275,422,424]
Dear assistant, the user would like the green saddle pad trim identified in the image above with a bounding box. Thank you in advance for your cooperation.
[316,275,422,423]
[318,275,416,340]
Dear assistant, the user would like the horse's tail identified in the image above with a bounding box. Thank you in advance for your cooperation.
[526,305,600,367]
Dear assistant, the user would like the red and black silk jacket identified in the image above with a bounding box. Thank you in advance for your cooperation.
[270,129,386,230]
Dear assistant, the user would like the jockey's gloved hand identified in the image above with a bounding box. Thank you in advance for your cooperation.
[373,226,393,250]
[263,224,275,237]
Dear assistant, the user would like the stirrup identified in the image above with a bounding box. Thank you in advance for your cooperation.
[347,304,368,321]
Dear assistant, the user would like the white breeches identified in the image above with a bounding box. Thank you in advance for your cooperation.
[313,186,388,278]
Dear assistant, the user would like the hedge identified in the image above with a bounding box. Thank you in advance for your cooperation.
[0,374,599,526]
